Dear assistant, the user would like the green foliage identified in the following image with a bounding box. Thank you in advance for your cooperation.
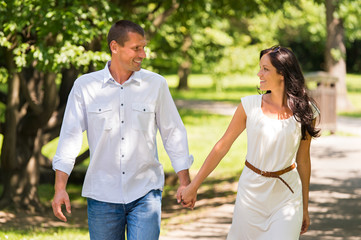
[201,0,327,81]
[0,67,7,84]
[336,0,361,42]
[146,0,289,76]
[0,0,360,81]
[331,47,345,62]
[0,0,118,74]
[0,0,359,81]
[146,0,228,74]
[0,134,2,155]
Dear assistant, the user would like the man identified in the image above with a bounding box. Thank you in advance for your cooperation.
[52,20,193,240]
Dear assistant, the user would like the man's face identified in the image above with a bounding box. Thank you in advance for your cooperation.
[112,32,147,72]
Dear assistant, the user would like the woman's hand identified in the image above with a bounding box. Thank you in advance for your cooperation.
[300,209,310,234]
[180,184,198,209]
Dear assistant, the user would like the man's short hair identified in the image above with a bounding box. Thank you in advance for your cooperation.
[107,20,145,51]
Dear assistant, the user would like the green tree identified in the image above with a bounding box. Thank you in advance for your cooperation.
[277,0,326,71]
[324,0,361,111]
[0,0,197,213]
[145,0,225,90]
[0,0,116,212]
[157,0,289,90]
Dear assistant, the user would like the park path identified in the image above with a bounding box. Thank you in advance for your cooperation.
[160,101,361,240]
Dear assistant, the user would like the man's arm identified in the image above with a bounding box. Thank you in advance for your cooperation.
[52,170,71,222]
[51,82,86,221]
[156,79,194,207]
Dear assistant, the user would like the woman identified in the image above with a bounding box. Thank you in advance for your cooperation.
[180,46,320,239]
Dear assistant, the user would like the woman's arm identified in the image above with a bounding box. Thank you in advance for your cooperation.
[296,127,313,234]
[181,102,247,207]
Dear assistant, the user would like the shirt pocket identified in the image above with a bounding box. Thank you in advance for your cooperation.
[88,104,113,131]
[132,103,156,131]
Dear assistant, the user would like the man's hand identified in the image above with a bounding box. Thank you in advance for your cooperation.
[52,170,71,222]
[52,189,71,222]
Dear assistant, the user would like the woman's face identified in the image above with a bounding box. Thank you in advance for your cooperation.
[257,53,284,92]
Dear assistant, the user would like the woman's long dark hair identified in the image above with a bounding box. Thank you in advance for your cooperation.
[260,46,320,139]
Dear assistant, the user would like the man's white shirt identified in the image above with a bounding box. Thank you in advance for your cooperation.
[53,61,193,203]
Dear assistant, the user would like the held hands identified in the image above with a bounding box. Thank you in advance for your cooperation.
[177,183,198,210]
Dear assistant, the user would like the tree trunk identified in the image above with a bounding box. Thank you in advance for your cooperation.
[0,78,42,212]
[325,0,353,111]
[177,34,192,90]
[0,52,59,212]
[0,131,44,212]
[0,50,43,212]
[177,61,191,90]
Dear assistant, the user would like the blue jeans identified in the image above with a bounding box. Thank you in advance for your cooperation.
[87,189,162,240]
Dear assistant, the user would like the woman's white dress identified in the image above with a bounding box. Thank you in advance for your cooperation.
[227,94,307,240]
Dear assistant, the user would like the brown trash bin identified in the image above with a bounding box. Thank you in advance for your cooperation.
[305,71,338,133]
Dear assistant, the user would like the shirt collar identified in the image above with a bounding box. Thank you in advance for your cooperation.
[131,71,142,84]
[103,61,114,84]
[103,61,142,85]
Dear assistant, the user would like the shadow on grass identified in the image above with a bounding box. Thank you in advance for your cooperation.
[0,183,88,232]
[0,204,89,232]
[0,171,241,233]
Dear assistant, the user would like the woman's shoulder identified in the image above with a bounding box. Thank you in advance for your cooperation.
[241,94,262,114]
[241,94,261,105]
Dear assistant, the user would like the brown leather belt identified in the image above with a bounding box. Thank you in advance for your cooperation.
[245,160,296,193]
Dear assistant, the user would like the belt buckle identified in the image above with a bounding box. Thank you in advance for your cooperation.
[260,170,265,176]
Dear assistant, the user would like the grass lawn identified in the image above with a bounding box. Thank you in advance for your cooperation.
[158,108,247,174]
[167,73,259,103]
[339,74,361,117]
[0,229,89,240]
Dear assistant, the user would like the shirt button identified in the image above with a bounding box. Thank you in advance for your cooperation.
[121,103,123,106]
[98,109,101,112]
[122,172,125,174]
[122,155,124,157]
[121,87,123,89]
[121,121,124,123]
[122,138,124,140]
[143,109,146,111]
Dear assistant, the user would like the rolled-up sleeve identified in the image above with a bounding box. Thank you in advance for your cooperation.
[156,79,193,173]
[52,83,86,175]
